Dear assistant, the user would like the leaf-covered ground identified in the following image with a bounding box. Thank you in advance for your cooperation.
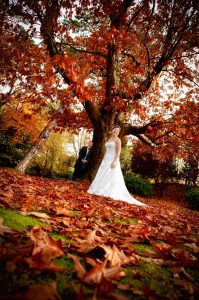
[0,168,198,300]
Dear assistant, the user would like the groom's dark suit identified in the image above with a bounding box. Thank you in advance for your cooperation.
[72,146,93,180]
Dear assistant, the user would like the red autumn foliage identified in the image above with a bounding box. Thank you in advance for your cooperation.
[1,0,198,178]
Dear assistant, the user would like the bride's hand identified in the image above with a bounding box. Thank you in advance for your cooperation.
[111,161,117,168]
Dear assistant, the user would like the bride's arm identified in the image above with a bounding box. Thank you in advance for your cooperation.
[111,138,121,169]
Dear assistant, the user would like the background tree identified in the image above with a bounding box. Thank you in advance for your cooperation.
[1,0,198,179]
[182,158,199,187]
[131,141,178,182]
[27,130,75,178]
[72,128,93,159]
[120,146,132,173]
[0,93,46,167]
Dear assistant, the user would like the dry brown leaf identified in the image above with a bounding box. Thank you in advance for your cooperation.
[30,226,63,258]
[140,256,165,265]
[21,281,61,300]
[85,257,98,267]
[25,226,64,271]
[170,266,194,281]
[67,253,86,279]
[0,217,13,235]
[84,259,108,284]
[5,261,17,273]
[183,243,199,253]
[0,185,14,198]
[19,211,50,219]
[72,229,103,254]
[103,244,139,267]
[110,293,133,300]
[25,257,64,272]
[84,259,125,284]
[55,208,74,217]
[152,242,172,255]
[173,279,199,295]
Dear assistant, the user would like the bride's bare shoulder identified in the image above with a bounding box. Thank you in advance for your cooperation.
[107,137,121,144]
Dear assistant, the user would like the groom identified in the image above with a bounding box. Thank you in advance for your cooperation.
[72,140,93,180]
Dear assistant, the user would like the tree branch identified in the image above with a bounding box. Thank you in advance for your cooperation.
[57,42,107,58]
[84,100,102,127]
[122,123,158,147]
[122,51,141,67]
[136,133,158,147]
[126,0,148,31]
[143,0,155,70]
[153,131,172,142]
[163,69,199,87]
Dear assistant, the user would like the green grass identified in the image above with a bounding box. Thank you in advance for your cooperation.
[53,255,74,268]
[119,263,174,299]
[132,243,153,253]
[129,217,137,224]
[0,207,73,245]
[0,207,47,230]
[103,216,137,225]
[115,217,128,225]
[50,232,72,244]
[72,210,81,215]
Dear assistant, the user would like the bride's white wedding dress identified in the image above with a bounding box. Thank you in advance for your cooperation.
[88,140,146,206]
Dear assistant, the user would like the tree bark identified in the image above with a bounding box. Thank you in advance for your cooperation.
[85,124,108,181]
[16,120,56,172]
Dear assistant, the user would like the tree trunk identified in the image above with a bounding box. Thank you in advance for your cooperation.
[16,143,41,173]
[85,122,109,181]
[16,120,56,172]
[84,42,121,181]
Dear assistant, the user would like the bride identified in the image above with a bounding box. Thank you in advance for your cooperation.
[87,126,146,206]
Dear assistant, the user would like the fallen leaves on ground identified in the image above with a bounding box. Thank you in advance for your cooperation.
[0,168,199,300]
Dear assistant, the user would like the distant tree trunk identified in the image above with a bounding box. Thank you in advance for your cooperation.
[16,120,56,172]
[16,143,41,173]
